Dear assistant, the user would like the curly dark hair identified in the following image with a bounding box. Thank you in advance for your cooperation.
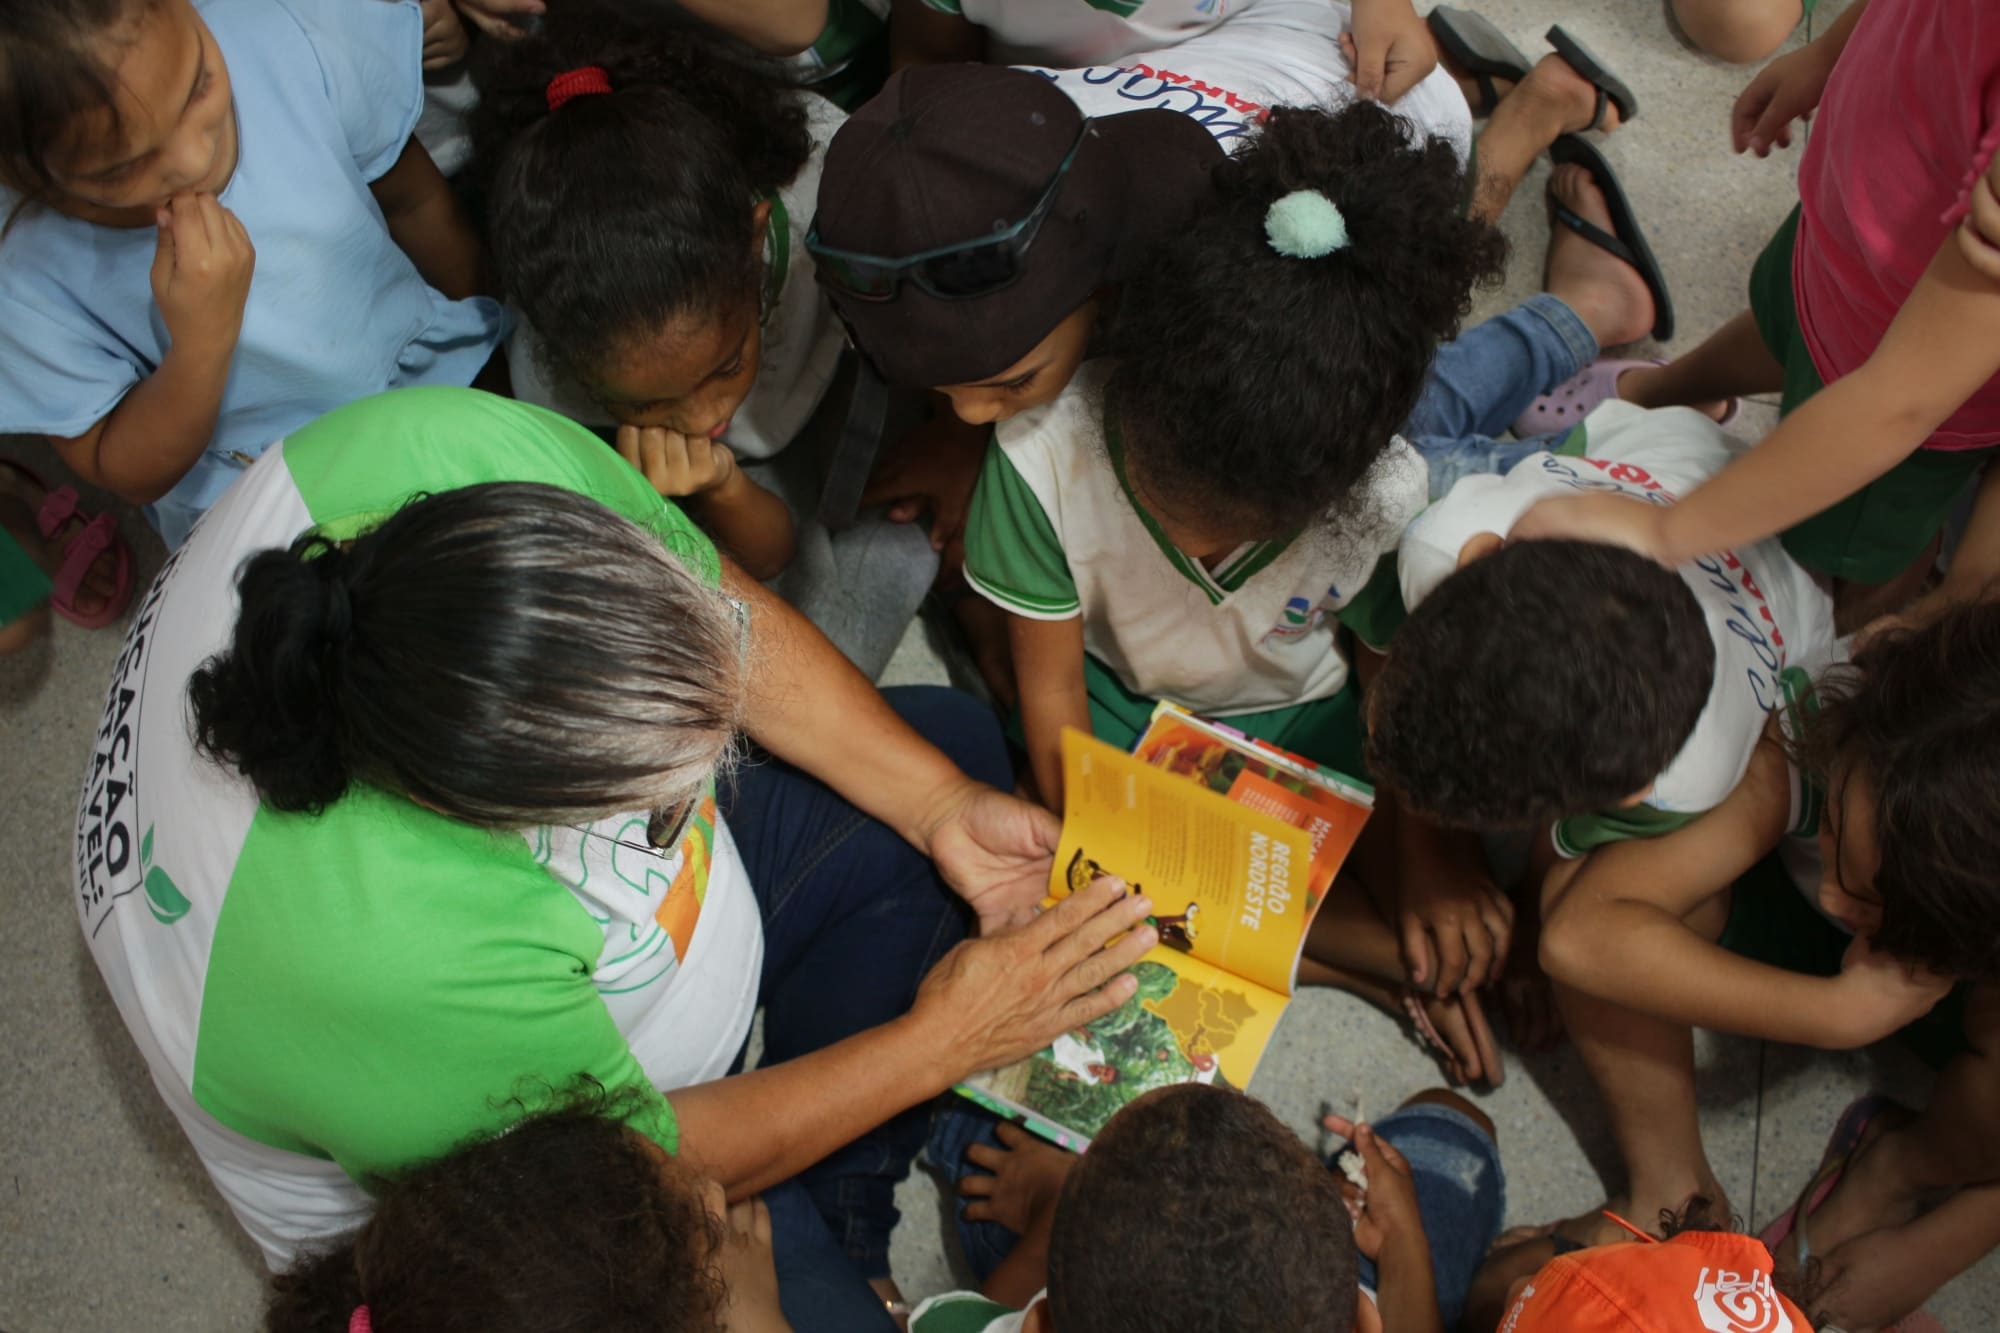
[466,0,812,386]
[1048,1084,1359,1333]
[264,1081,725,1333]
[1790,599,2000,979]
[1105,101,1506,537]
[1366,539,1714,830]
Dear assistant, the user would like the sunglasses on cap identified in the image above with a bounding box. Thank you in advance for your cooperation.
[806,118,1093,302]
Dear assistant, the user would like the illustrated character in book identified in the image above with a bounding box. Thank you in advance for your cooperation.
[1152,902,1199,953]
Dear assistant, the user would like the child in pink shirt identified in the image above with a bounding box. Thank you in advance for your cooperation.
[1515,0,2000,628]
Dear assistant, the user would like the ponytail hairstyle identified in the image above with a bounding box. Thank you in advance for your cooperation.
[188,482,745,826]
[264,1081,727,1333]
[0,0,151,211]
[1789,598,2000,980]
[466,0,813,389]
[1105,101,1506,537]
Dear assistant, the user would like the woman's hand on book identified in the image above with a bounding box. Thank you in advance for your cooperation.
[958,1121,1076,1236]
[913,876,1158,1076]
[919,781,1065,934]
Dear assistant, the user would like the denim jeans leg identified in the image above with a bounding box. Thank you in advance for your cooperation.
[765,1178,901,1333]
[722,685,1011,1278]
[924,1104,1024,1284]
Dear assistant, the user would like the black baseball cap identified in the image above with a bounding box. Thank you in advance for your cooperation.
[812,64,1224,388]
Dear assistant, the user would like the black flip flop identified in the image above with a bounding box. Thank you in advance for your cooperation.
[1546,25,1638,130]
[1548,134,1675,342]
[1426,7,1531,117]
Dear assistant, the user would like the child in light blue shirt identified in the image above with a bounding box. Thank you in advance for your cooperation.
[0,0,508,546]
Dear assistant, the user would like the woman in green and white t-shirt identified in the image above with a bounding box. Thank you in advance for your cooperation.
[76,388,1154,1331]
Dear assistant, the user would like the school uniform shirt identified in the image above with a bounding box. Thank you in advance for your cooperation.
[784,0,891,100]
[507,93,848,463]
[911,1291,1041,1333]
[964,361,1426,718]
[1023,0,1471,164]
[0,0,510,549]
[1397,400,1838,855]
[925,0,1261,66]
[75,389,762,1268]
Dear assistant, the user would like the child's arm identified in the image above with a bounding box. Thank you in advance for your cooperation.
[617,426,797,580]
[1008,613,1090,811]
[51,194,254,504]
[1515,226,2000,567]
[1541,743,1949,1048]
[889,0,983,69]
[1731,0,1867,156]
[675,0,829,56]
[369,138,485,302]
[1324,1118,1444,1333]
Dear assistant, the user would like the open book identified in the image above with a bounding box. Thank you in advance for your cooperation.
[956,705,1374,1149]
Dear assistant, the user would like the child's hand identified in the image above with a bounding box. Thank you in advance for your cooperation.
[715,1195,792,1333]
[1957,153,2000,285]
[1320,1119,1424,1263]
[1397,865,1513,997]
[1341,0,1438,104]
[451,0,542,40]
[958,1121,1078,1236]
[1731,45,1835,157]
[1829,934,1953,1047]
[419,0,471,68]
[617,424,740,500]
[1508,490,1674,564]
[859,410,988,570]
[150,194,254,358]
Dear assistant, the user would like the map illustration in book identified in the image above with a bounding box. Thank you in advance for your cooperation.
[957,710,1373,1149]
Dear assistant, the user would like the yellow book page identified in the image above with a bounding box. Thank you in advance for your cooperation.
[1050,728,1317,996]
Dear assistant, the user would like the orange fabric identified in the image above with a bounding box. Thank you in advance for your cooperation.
[1501,1232,1810,1332]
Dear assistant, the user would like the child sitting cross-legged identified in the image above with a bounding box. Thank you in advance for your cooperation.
[915,1082,1504,1333]
[960,100,1536,1080]
[1515,603,2000,1330]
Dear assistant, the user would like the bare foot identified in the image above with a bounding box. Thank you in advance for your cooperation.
[1772,1107,1923,1285]
[1545,163,1655,349]
[1552,1179,1729,1249]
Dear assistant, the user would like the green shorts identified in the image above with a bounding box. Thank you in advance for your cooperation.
[1016,655,1370,781]
[1750,204,1996,584]
[1719,852,1968,1068]
[0,523,50,627]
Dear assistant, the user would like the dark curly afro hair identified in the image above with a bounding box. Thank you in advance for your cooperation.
[1106,101,1506,538]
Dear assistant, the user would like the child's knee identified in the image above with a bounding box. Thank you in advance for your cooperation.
[1399,1087,1498,1142]
[1672,0,1802,64]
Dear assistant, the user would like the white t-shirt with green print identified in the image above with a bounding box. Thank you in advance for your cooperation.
[75,388,762,1268]
[1396,400,1839,855]
[963,360,1427,716]
[924,0,1266,66]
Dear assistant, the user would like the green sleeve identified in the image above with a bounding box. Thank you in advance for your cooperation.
[1552,803,1704,858]
[1333,552,1408,652]
[912,1293,1022,1333]
[920,0,965,10]
[964,440,1081,619]
[191,788,678,1188]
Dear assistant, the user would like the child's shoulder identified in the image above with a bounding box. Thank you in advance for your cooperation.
[910,1290,1038,1333]
[994,360,1115,465]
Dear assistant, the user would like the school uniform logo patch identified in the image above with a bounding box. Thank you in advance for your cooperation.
[1692,1265,1793,1333]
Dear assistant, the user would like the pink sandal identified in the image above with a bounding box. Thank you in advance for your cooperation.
[1,458,135,629]
[1511,356,1741,440]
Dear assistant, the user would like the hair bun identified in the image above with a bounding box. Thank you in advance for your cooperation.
[1264,189,1350,259]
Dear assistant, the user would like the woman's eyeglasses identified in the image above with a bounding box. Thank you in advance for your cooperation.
[805,119,1092,302]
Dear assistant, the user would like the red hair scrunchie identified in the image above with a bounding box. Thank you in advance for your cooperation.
[348,1305,373,1333]
[546,65,613,112]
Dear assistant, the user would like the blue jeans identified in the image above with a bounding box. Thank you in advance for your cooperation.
[930,1099,1506,1329]
[1346,1102,1507,1331]
[1404,293,1600,499]
[721,685,1011,1328]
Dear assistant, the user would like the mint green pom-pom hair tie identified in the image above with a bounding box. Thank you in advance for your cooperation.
[1264,189,1349,258]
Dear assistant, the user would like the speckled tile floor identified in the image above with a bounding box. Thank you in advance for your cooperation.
[4,2,1997,1328]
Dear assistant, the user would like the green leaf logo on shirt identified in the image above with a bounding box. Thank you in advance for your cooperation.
[138,822,190,926]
